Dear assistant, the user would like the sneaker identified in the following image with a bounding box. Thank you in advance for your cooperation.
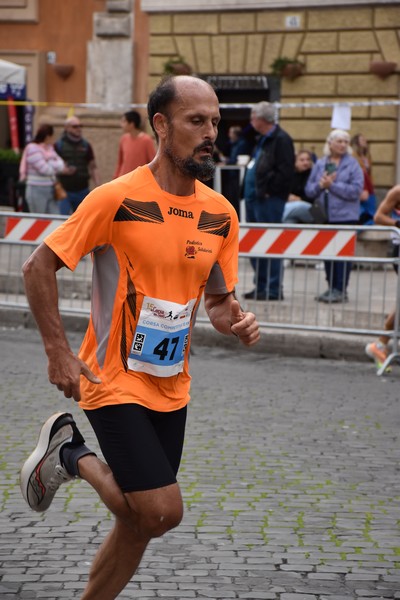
[20,412,77,512]
[315,289,330,301]
[365,341,389,370]
[243,289,267,300]
[316,288,348,303]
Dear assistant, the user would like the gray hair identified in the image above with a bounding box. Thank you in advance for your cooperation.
[323,129,352,156]
[251,101,276,124]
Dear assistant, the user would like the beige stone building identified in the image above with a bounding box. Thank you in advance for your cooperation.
[144,0,400,190]
[1,0,399,189]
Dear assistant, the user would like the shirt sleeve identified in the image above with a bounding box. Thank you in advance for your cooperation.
[205,206,239,295]
[44,182,120,269]
[27,145,57,177]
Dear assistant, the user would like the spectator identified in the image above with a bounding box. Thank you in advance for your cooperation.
[350,133,376,225]
[243,101,295,301]
[55,116,99,215]
[221,125,253,219]
[19,124,72,214]
[305,129,364,303]
[225,125,252,166]
[113,110,156,178]
[365,184,400,371]
[282,149,314,224]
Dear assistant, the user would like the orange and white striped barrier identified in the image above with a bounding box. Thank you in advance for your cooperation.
[2,215,63,243]
[239,227,356,257]
[3,216,357,257]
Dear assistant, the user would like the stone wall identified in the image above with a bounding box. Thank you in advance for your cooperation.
[147,5,400,188]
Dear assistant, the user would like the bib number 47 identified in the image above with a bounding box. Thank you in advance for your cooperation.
[153,336,179,361]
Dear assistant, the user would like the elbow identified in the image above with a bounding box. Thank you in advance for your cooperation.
[22,243,54,283]
[22,251,38,284]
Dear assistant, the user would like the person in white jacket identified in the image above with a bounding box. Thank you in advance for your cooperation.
[20,124,73,214]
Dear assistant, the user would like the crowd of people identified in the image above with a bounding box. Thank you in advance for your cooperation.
[18,110,155,217]
[16,95,396,374]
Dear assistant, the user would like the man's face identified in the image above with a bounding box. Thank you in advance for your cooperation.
[250,112,265,134]
[161,83,220,181]
[66,120,83,139]
[121,116,134,134]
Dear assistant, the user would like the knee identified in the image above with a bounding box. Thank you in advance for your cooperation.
[135,501,184,539]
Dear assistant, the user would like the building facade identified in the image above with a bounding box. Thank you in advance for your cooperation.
[0,0,399,188]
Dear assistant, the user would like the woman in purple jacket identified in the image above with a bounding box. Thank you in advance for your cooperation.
[305,129,364,303]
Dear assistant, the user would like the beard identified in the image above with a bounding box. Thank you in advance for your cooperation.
[164,142,216,182]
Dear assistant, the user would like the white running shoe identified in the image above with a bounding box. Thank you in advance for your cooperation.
[20,412,77,512]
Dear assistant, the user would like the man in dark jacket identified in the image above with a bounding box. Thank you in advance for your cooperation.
[55,116,99,215]
[243,102,295,300]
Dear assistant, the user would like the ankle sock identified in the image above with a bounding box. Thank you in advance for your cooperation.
[61,443,96,478]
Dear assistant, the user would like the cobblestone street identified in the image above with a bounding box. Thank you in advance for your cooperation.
[0,326,399,599]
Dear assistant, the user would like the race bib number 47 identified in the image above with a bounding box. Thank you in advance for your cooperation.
[128,296,196,377]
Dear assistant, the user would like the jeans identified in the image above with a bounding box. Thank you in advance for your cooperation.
[324,220,358,292]
[26,184,60,215]
[59,188,89,215]
[245,195,286,297]
[324,260,351,293]
[283,200,313,224]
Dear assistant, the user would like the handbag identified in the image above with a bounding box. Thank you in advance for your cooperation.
[309,191,329,224]
[54,180,67,201]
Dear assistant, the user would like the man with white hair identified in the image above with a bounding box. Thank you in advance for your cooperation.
[55,116,99,214]
[243,101,295,301]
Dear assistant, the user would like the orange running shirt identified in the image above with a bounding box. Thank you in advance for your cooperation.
[45,165,239,412]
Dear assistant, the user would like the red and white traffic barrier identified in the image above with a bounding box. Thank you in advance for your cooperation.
[239,227,356,257]
[2,216,62,243]
[2,216,356,257]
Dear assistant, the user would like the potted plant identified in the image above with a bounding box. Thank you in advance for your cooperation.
[270,57,305,80]
[0,148,21,208]
[0,148,21,163]
[163,56,192,76]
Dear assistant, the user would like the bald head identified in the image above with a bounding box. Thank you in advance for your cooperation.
[65,116,81,127]
[147,75,217,139]
[64,116,83,139]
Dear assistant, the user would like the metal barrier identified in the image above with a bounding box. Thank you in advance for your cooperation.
[1,211,399,374]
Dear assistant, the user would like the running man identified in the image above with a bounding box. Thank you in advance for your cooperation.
[19,75,260,600]
[365,184,400,371]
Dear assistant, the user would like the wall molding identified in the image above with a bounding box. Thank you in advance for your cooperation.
[0,0,38,22]
[141,0,399,12]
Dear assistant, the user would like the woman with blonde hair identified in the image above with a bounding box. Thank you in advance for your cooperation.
[305,129,364,303]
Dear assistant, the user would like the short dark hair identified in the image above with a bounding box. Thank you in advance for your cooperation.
[124,110,141,129]
[147,76,177,140]
[33,124,54,143]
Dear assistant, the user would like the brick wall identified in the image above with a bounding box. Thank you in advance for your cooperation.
[147,6,400,188]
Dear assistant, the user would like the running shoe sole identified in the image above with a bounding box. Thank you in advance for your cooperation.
[20,412,74,512]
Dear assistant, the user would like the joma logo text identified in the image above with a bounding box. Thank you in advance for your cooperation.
[168,207,194,219]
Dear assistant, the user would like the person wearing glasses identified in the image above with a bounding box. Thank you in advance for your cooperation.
[55,116,100,215]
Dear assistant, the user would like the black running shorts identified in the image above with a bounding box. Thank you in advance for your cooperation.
[84,403,187,493]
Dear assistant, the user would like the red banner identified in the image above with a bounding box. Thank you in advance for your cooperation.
[7,96,20,152]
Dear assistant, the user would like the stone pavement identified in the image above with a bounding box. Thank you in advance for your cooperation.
[0,326,399,599]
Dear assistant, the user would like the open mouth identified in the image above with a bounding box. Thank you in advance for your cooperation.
[197,144,213,156]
